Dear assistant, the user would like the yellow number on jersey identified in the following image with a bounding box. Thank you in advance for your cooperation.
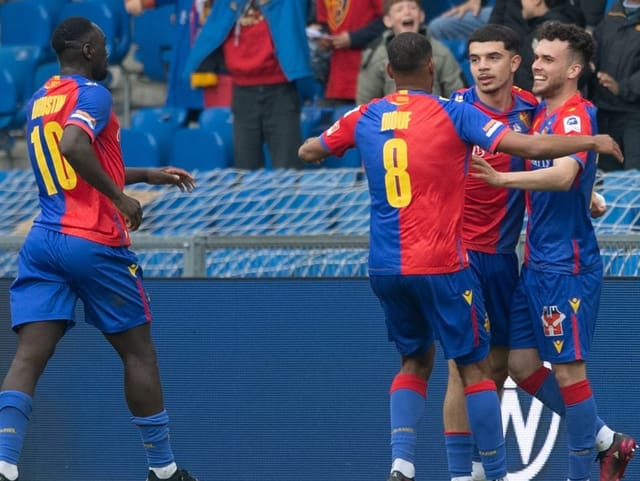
[383,138,412,208]
[30,122,78,195]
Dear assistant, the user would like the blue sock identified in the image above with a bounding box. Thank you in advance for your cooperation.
[0,391,32,464]
[465,380,506,480]
[519,366,566,415]
[561,381,597,481]
[131,410,175,468]
[445,432,473,478]
[389,373,427,467]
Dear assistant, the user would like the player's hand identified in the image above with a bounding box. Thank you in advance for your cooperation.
[147,167,196,192]
[124,0,144,15]
[590,192,607,219]
[597,72,620,96]
[593,135,623,163]
[470,155,504,186]
[113,192,143,231]
[443,0,481,18]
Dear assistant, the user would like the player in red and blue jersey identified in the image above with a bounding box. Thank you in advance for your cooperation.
[299,31,622,481]
[472,22,636,481]
[443,24,634,481]
[0,17,197,481]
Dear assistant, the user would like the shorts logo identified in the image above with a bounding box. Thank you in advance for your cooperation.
[563,115,581,133]
[541,305,565,336]
[553,340,564,353]
[463,289,473,305]
[569,297,581,313]
[128,264,138,277]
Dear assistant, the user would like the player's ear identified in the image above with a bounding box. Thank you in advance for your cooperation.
[567,62,583,80]
[511,54,522,73]
[386,62,395,80]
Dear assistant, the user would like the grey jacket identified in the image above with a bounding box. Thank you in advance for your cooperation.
[356,28,465,104]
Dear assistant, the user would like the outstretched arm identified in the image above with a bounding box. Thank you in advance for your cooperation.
[298,137,331,165]
[471,155,579,191]
[125,167,196,192]
[496,130,623,163]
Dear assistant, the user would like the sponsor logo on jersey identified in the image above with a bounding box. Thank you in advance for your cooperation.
[541,305,565,336]
[563,115,581,133]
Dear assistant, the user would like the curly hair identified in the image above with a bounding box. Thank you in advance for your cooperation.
[535,21,593,67]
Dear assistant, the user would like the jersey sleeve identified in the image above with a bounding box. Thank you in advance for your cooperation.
[555,107,593,169]
[320,104,363,157]
[65,83,112,143]
[445,97,509,153]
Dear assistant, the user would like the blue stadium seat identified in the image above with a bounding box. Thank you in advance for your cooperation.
[440,38,468,64]
[332,104,358,122]
[131,107,188,165]
[33,62,59,92]
[323,148,362,169]
[0,0,54,61]
[199,107,234,164]
[170,128,231,171]
[132,4,176,82]
[300,105,334,139]
[422,0,455,19]
[120,128,160,168]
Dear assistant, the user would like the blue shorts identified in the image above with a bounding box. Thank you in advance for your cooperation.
[468,250,519,348]
[370,268,489,365]
[509,265,602,363]
[10,226,152,333]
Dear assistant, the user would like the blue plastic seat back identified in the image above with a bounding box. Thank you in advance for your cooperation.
[131,107,188,165]
[170,128,231,172]
[120,128,161,168]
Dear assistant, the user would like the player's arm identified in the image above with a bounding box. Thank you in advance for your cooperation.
[298,137,330,164]
[124,0,163,15]
[125,167,196,192]
[59,125,142,229]
[495,130,623,162]
[471,155,580,191]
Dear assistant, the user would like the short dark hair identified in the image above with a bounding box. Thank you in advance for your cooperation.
[535,21,593,67]
[387,32,432,74]
[51,16,95,55]
[383,0,421,15]
[467,24,521,54]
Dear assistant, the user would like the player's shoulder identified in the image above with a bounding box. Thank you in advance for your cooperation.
[556,94,595,134]
[512,86,539,109]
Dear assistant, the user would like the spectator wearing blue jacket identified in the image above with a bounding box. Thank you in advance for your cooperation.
[184,0,313,169]
[125,0,232,114]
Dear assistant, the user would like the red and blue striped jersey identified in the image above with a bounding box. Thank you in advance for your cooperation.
[320,90,509,275]
[524,92,601,274]
[25,75,129,247]
[459,86,538,254]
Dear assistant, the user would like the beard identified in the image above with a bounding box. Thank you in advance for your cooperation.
[532,75,564,98]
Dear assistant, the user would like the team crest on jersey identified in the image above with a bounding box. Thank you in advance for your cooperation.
[519,111,532,129]
[563,115,581,133]
[326,0,349,30]
[541,306,565,337]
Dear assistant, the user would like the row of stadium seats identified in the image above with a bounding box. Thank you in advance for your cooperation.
[123,105,362,170]
[0,168,638,277]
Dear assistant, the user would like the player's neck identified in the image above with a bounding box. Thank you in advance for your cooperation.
[543,86,579,113]
[476,85,513,112]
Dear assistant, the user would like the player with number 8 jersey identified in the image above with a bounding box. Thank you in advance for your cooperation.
[320,90,508,276]
[26,74,129,246]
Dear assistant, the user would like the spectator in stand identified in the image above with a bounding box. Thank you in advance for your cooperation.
[591,0,640,171]
[357,0,465,103]
[312,0,385,104]
[124,0,232,119]
[183,0,312,170]
[489,0,586,91]
[427,0,493,41]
